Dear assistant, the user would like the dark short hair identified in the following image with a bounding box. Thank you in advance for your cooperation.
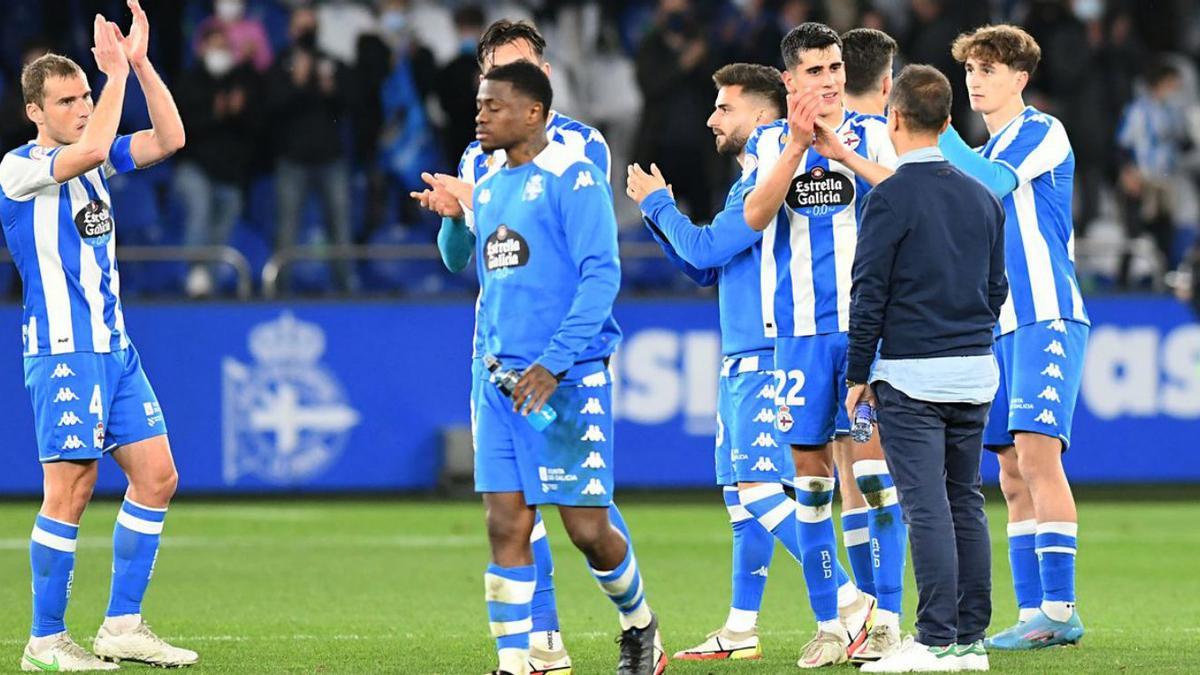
[841,28,897,96]
[712,63,787,119]
[951,24,1040,74]
[483,60,552,118]
[780,22,841,70]
[477,19,546,68]
[1146,60,1181,87]
[889,64,951,134]
[21,53,83,106]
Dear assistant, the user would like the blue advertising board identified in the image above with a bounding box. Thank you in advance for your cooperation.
[0,297,1195,494]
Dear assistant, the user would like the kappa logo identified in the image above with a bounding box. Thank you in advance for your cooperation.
[52,388,79,403]
[61,435,85,450]
[756,383,777,400]
[581,371,608,388]
[581,478,607,496]
[753,408,776,424]
[477,188,491,204]
[1034,409,1058,425]
[56,411,83,427]
[581,451,607,469]
[579,397,606,415]
[750,566,769,577]
[50,363,76,379]
[1037,386,1061,402]
[522,174,544,201]
[1040,363,1065,380]
[775,405,795,433]
[1048,319,1067,334]
[1044,340,1066,357]
[751,432,778,448]
[751,456,779,472]
[573,169,596,190]
[580,425,608,443]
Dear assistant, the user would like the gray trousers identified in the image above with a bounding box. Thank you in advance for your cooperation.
[873,380,992,645]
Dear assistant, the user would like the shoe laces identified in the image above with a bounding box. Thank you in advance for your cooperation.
[52,634,92,661]
[616,626,647,664]
[131,622,168,647]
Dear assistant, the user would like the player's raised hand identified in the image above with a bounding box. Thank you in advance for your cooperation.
[785,90,820,151]
[813,118,849,162]
[115,0,150,66]
[410,172,464,219]
[625,163,669,206]
[511,364,558,416]
[432,173,475,210]
[92,14,129,79]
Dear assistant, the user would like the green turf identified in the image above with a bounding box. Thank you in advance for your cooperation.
[0,497,1197,673]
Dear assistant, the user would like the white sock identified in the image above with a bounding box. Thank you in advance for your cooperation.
[620,602,653,631]
[1018,607,1040,623]
[818,619,845,638]
[1041,600,1074,622]
[102,614,141,633]
[836,581,859,608]
[874,609,900,631]
[27,631,66,651]
[724,607,757,633]
[529,630,565,652]
[497,647,527,675]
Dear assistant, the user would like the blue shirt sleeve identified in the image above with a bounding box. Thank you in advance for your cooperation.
[937,124,1017,198]
[437,216,475,272]
[641,214,718,287]
[537,163,622,374]
[640,188,761,269]
[106,135,137,175]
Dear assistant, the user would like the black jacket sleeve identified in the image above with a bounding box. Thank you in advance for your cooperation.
[848,191,904,383]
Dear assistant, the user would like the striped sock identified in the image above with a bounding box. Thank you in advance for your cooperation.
[1036,522,1078,622]
[106,499,167,618]
[725,486,774,623]
[30,514,78,637]
[485,563,536,675]
[795,476,839,622]
[591,542,653,630]
[1007,519,1042,622]
[853,460,906,615]
[738,483,802,562]
[841,507,875,597]
[529,511,559,634]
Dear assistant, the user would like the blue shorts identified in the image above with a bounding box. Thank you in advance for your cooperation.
[984,319,1088,451]
[24,345,167,462]
[473,363,615,507]
[715,354,789,485]
[773,334,851,446]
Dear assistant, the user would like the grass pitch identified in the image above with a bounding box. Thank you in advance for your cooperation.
[0,495,1197,673]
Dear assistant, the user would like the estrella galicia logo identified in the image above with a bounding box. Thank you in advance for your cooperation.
[485,225,530,275]
[74,199,113,247]
[785,166,854,217]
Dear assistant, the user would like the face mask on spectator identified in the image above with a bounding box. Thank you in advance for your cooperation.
[204,48,235,77]
[381,10,407,34]
[1073,0,1102,21]
[216,0,245,22]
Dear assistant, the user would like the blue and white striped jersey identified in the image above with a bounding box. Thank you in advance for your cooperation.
[741,112,896,337]
[1117,95,1186,177]
[980,106,1088,335]
[0,136,136,356]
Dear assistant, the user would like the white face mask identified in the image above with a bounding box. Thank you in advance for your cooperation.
[204,49,235,77]
[1073,0,1103,21]
[381,10,407,35]
[216,0,245,22]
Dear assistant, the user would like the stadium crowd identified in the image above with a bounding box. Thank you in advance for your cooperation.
[0,0,1198,299]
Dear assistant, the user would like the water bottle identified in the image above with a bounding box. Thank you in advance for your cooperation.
[483,354,558,432]
[850,402,875,443]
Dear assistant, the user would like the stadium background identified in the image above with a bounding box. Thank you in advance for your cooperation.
[0,0,1198,673]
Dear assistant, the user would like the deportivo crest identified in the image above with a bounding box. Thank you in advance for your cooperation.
[776,404,795,433]
[522,175,544,201]
[74,200,114,247]
[484,225,530,273]
[786,166,854,217]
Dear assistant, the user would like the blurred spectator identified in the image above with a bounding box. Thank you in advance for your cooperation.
[0,40,52,152]
[633,0,721,221]
[905,0,974,140]
[713,0,785,69]
[317,0,378,66]
[176,25,263,298]
[193,0,274,73]
[1117,62,1190,287]
[437,5,485,161]
[267,6,355,293]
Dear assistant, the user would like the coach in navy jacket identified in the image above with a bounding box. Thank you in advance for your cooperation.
[844,65,1006,666]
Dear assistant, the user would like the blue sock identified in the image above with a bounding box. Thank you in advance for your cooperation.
[529,511,559,634]
[738,483,801,562]
[106,499,167,617]
[795,476,839,622]
[1036,522,1077,619]
[854,460,906,615]
[1007,519,1042,619]
[591,538,653,630]
[485,563,535,674]
[841,507,875,597]
[725,486,774,612]
[30,514,78,637]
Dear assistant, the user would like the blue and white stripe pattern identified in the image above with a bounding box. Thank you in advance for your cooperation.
[724,486,774,613]
[30,513,79,636]
[980,107,1088,335]
[590,544,651,629]
[741,113,896,338]
[0,137,136,356]
[485,563,536,673]
[1117,95,1186,177]
[794,475,840,622]
[1007,519,1042,612]
[853,460,906,615]
[107,498,168,617]
[1035,521,1078,604]
[841,507,875,597]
